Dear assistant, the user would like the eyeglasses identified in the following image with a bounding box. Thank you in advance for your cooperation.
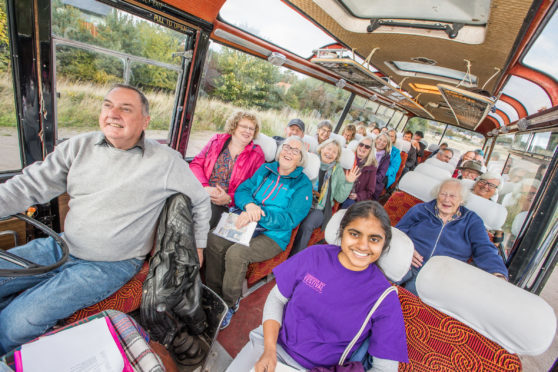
[282,144,301,156]
[237,124,256,133]
[478,179,498,190]
[358,143,372,149]
[438,192,459,201]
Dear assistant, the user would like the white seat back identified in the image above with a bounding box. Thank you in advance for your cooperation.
[424,157,456,173]
[303,152,320,181]
[427,143,439,152]
[339,148,355,169]
[414,163,452,181]
[416,256,556,356]
[324,209,414,282]
[302,135,319,154]
[449,149,461,167]
[354,133,363,141]
[398,140,411,153]
[398,171,438,202]
[465,193,508,230]
[330,133,346,147]
[253,133,277,162]
[346,140,359,151]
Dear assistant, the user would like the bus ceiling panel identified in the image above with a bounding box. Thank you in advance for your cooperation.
[488,113,505,128]
[502,75,553,116]
[287,0,533,95]
[477,115,500,134]
[161,0,226,24]
[494,108,510,125]
[437,84,494,131]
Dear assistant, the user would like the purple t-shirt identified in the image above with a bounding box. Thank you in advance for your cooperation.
[273,244,408,369]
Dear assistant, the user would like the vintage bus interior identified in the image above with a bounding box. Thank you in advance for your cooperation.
[0,0,556,370]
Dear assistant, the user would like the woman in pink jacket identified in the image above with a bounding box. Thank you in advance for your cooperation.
[190,111,265,228]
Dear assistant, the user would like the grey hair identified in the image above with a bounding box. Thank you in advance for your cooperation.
[431,178,470,204]
[317,138,342,162]
[107,84,149,116]
[276,136,307,167]
[477,171,504,191]
[317,120,333,130]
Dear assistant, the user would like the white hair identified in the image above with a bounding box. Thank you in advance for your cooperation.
[431,178,470,204]
[477,171,504,191]
[276,136,307,167]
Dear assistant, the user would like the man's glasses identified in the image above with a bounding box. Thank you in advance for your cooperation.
[283,144,301,156]
[358,143,372,149]
[478,179,498,190]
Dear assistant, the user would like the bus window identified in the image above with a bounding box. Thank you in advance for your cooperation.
[0,1,20,172]
[51,0,189,143]
[186,41,351,157]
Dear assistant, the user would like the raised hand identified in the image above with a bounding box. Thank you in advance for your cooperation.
[345,165,361,183]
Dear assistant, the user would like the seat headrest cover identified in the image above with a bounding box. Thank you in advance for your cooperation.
[303,135,318,154]
[416,256,557,356]
[427,144,439,152]
[339,148,355,169]
[330,133,346,147]
[347,140,359,151]
[354,133,363,141]
[398,140,411,153]
[424,157,456,173]
[398,171,438,202]
[303,152,320,181]
[253,133,277,162]
[465,193,508,230]
[414,163,452,181]
[324,209,414,282]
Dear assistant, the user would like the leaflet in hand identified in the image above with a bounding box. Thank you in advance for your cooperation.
[213,212,257,246]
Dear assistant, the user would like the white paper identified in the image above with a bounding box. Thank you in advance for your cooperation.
[213,212,257,246]
[21,317,125,372]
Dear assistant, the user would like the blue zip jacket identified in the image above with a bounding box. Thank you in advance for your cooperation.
[234,162,313,250]
[386,146,401,188]
[396,200,508,277]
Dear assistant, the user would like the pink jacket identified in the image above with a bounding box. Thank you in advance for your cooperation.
[189,133,265,206]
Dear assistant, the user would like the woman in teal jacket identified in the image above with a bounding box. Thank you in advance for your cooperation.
[205,137,313,329]
[291,138,360,256]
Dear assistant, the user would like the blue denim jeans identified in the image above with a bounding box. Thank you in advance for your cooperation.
[397,266,420,296]
[0,236,142,354]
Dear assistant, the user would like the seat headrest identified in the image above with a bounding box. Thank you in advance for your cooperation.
[427,144,439,152]
[347,140,359,151]
[424,157,456,173]
[303,152,320,181]
[511,211,528,236]
[253,133,277,162]
[398,171,438,202]
[330,133,346,147]
[354,133,363,141]
[302,135,319,154]
[398,140,411,153]
[324,209,414,282]
[416,256,556,356]
[464,193,508,230]
[414,163,453,181]
[339,148,355,169]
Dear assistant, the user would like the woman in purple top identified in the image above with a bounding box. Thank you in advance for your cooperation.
[372,133,391,200]
[341,136,378,209]
[226,201,408,372]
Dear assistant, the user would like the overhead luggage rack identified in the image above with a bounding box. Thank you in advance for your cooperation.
[311,48,434,118]
[437,84,495,130]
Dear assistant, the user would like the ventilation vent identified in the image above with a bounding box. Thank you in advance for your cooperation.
[411,56,437,65]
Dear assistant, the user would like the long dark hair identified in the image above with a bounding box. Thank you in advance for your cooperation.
[338,201,392,253]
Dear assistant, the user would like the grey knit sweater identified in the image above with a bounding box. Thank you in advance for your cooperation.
[0,132,211,261]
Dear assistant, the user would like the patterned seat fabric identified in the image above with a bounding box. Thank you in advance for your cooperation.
[384,191,422,226]
[397,286,521,371]
[245,226,299,287]
[64,260,150,324]
[394,152,408,186]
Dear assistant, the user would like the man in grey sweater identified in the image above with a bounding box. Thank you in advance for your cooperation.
[0,84,211,353]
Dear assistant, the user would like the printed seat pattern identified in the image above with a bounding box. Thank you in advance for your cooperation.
[384,191,422,226]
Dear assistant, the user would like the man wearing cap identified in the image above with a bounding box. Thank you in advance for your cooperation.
[273,118,305,146]
[457,160,483,180]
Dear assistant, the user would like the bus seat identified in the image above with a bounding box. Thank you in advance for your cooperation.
[324,209,413,282]
[511,211,528,236]
[302,135,318,153]
[427,143,439,152]
[253,133,277,162]
[414,162,452,180]
[383,172,438,226]
[423,150,432,159]
[354,133,363,141]
[244,226,299,289]
[397,140,411,153]
[346,139,359,151]
[330,133,346,147]
[399,171,438,202]
[416,256,556,356]
[339,147,356,169]
[303,152,320,181]
[393,151,408,187]
[424,156,456,173]
[465,193,508,230]
[449,149,461,166]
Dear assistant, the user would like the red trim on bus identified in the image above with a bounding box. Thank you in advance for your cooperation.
[162,0,226,23]
[509,64,558,106]
[494,109,510,125]
[477,116,500,134]
[500,93,528,118]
